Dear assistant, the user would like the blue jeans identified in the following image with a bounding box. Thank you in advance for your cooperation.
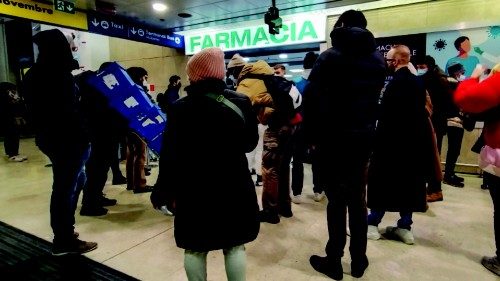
[41,144,91,243]
[368,210,413,230]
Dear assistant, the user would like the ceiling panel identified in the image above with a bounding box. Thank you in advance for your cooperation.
[80,0,382,31]
[213,0,257,13]
[186,4,230,18]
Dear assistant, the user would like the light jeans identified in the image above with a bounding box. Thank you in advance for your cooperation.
[184,245,246,281]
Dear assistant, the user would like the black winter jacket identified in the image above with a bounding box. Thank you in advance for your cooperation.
[155,79,260,251]
[303,27,386,147]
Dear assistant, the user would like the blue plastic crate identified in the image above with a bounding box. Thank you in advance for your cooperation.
[129,106,167,144]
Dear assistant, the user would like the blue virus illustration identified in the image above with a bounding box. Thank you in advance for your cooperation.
[433,39,447,51]
[487,26,500,39]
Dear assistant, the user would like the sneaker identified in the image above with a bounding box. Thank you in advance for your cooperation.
[8,155,25,162]
[160,205,174,216]
[291,194,302,204]
[101,197,117,206]
[367,225,381,240]
[313,192,325,202]
[255,175,262,186]
[481,256,500,276]
[258,210,280,224]
[80,207,108,216]
[386,226,414,245]
[18,155,28,160]
[351,256,369,278]
[112,176,127,185]
[426,191,443,202]
[250,168,256,175]
[52,239,98,256]
[309,255,343,280]
[481,183,489,190]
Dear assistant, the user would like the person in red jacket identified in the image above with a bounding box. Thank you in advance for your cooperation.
[454,63,500,277]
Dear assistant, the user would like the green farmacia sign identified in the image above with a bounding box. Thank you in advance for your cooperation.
[184,17,326,55]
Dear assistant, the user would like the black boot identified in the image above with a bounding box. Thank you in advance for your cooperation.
[443,174,464,188]
[309,255,343,280]
[351,256,369,278]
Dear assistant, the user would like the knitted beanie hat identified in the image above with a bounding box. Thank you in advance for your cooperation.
[186,47,226,82]
[227,53,246,69]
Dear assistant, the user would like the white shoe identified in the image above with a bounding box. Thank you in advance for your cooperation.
[8,155,25,162]
[367,225,381,240]
[291,195,302,204]
[19,155,28,160]
[160,205,174,216]
[386,226,414,245]
[313,192,325,202]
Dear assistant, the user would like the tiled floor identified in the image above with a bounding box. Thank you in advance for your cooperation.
[1,138,498,281]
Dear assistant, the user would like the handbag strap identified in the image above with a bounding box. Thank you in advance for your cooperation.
[205,92,246,124]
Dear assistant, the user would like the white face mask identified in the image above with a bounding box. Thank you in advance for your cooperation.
[458,74,466,81]
[417,69,428,76]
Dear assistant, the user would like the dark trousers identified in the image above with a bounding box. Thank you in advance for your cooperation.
[4,123,20,157]
[437,126,464,177]
[109,140,124,179]
[367,210,413,230]
[291,125,305,196]
[41,144,90,243]
[82,139,114,208]
[320,141,371,262]
[484,173,500,257]
[291,125,323,195]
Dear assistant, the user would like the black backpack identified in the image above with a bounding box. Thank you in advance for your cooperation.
[241,73,299,128]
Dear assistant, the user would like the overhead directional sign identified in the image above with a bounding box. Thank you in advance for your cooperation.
[87,13,184,49]
[54,0,75,14]
[0,0,87,29]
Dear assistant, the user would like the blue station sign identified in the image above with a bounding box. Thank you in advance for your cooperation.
[87,13,184,49]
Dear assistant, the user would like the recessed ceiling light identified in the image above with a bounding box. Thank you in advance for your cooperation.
[278,54,288,59]
[289,69,304,73]
[152,3,167,12]
[178,12,192,18]
[284,74,293,78]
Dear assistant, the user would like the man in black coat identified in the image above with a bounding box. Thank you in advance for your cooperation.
[304,10,386,280]
[367,45,430,246]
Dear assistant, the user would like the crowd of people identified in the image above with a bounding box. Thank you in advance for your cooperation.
[1,8,499,281]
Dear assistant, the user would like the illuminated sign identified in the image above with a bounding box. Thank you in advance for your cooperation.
[0,0,87,30]
[182,16,326,55]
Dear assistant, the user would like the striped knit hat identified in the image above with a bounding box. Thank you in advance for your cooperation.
[186,47,226,82]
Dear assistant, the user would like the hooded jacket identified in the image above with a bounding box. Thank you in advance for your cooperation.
[22,29,88,152]
[236,60,275,125]
[303,27,386,146]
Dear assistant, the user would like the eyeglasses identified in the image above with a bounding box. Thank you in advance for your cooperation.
[385,58,395,62]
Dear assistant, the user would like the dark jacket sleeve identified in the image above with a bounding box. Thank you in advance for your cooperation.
[225,89,259,153]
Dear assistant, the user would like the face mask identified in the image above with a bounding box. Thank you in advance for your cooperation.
[458,74,466,81]
[417,69,428,76]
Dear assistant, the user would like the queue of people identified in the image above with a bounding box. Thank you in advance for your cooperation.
[2,8,499,281]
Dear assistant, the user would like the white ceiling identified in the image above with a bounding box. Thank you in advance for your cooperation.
[80,0,380,31]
